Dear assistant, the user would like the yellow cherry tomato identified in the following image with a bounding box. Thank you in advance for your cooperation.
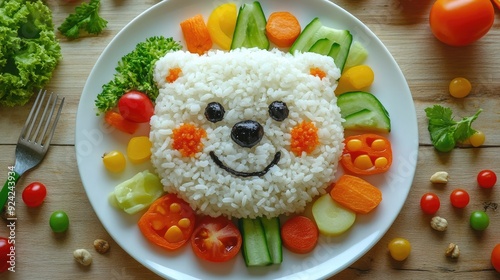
[449,77,472,98]
[102,150,126,173]
[388,237,411,261]
[469,130,485,147]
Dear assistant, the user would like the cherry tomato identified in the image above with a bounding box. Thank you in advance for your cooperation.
[191,216,242,262]
[22,182,47,207]
[469,210,489,231]
[420,192,440,214]
[477,169,496,188]
[49,210,70,233]
[138,194,196,250]
[388,237,411,261]
[468,130,485,147]
[449,77,471,98]
[102,150,126,173]
[118,90,155,123]
[449,188,469,208]
[429,0,495,46]
[0,237,10,272]
[491,244,500,273]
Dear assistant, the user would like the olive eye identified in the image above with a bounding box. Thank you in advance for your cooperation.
[268,101,289,122]
[205,102,225,123]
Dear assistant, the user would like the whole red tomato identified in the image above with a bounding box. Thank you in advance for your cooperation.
[117,90,155,123]
[492,244,500,272]
[429,0,495,46]
[0,237,11,272]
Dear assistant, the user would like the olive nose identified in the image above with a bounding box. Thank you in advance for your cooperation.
[231,120,264,148]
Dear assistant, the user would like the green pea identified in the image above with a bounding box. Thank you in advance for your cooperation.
[49,210,69,233]
[470,210,489,231]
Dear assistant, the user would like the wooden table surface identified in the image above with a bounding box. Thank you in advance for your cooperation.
[1,0,500,279]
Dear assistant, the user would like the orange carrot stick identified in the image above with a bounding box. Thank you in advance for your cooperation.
[280,215,318,254]
[265,12,301,48]
[330,174,382,214]
[180,14,213,55]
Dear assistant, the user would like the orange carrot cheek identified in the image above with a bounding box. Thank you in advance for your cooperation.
[172,124,207,157]
[290,121,319,156]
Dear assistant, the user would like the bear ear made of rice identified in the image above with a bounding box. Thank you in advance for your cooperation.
[153,50,199,89]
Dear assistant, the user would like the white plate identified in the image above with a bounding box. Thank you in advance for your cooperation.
[75,0,418,279]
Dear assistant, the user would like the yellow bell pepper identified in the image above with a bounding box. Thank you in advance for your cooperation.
[207,3,237,50]
[335,65,375,95]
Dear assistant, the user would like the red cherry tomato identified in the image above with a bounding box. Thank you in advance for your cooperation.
[449,188,469,208]
[420,192,440,214]
[22,182,47,207]
[191,216,242,262]
[117,90,155,123]
[0,237,10,272]
[492,244,500,272]
[429,0,495,46]
[477,169,497,188]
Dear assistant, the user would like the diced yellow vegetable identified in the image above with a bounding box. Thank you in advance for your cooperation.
[374,157,388,168]
[207,3,237,50]
[346,139,363,151]
[335,65,375,95]
[127,136,152,164]
[165,226,184,243]
[370,139,387,151]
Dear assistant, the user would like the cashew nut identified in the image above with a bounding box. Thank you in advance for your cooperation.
[430,171,449,184]
[73,249,92,266]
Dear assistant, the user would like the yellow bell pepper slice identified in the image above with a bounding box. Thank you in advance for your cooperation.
[207,3,237,50]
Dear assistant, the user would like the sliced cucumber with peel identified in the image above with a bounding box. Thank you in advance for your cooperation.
[337,91,391,132]
[230,1,269,50]
[290,17,352,72]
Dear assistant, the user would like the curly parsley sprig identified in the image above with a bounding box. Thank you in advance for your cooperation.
[58,0,108,39]
[425,105,482,152]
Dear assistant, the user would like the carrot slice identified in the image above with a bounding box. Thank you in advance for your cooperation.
[265,11,301,48]
[330,174,382,214]
[104,111,139,134]
[180,14,213,55]
[280,215,318,254]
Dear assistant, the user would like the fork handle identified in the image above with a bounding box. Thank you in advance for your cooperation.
[0,171,20,213]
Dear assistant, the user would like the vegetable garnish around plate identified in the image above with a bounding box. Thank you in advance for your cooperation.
[76,0,417,278]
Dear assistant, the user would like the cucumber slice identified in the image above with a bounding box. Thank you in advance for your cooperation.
[230,2,269,50]
[290,17,353,72]
[337,91,391,132]
[239,218,272,266]
[260,217,282,264]
[344,41,368,69]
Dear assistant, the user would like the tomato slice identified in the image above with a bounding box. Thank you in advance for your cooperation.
[191,216,242,262]
[340,134,393,175]
[138,194,196,250]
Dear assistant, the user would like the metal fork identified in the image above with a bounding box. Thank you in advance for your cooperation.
[0,90,65,211]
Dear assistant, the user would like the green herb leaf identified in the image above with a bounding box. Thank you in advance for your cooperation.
[58,0,108,39]
[424,105,482,152]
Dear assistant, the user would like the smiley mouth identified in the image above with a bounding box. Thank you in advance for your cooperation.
[209,151,281,177]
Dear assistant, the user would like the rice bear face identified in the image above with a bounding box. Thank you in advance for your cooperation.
[150,48,344,219]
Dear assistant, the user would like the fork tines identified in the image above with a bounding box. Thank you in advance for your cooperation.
[20,89,65,148]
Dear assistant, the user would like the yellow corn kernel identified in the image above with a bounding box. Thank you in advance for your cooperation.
[346,139,363,151]
[178,218,191,229]
[169,203,181,213]
[164,226,184,243]
[151,219,165,231]
[374,157,388,168]
[371,139,386,151]
[353,155,373,170]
